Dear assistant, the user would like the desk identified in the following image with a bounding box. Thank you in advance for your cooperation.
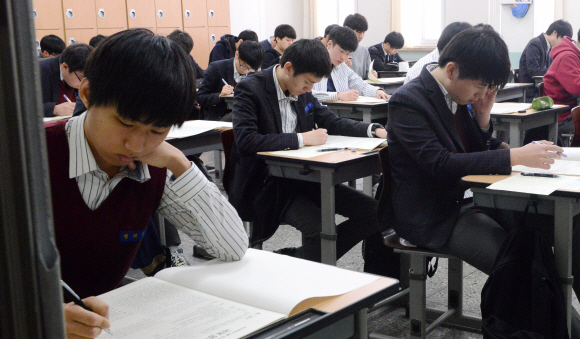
[491,104,568,147]
[223,93,234,110]
[496,83,534,102]
[462,173,580,334]
[533,76,543,87]
[323,100,389,124]
[257,149,382,265]
[377,70,407,78]
[364,77,405,94]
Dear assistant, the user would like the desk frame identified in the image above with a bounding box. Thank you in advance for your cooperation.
[323,101,389,124]
[495,83,533,103]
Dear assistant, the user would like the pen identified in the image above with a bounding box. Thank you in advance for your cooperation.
[532,141,568,157]
[521,172,559,178]
[60,280,113,336]
[221,78,229,86]
[317,147,347,152]
[63,94,72,103]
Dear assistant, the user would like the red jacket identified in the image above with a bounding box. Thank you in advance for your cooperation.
[544,37,580,121]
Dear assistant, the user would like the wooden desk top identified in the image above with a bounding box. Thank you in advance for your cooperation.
[491,104,568,117]
[257,147,381,166]
[502,82,534,89]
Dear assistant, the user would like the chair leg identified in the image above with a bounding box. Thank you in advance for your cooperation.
[408,254,427,339]
[448,257,463,316]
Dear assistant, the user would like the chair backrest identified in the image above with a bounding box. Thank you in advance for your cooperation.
[512,69,519,83]
[220,129,235,193]
[538,82,544,97]
[570,106,580,147]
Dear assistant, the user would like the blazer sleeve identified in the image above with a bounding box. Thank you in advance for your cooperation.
[369,46,388,71]
[43,102,56,117]
[394,52,405,62]
[197,64,223,108]
[524,42,548,77]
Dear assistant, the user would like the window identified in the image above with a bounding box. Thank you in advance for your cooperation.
[397,0,443,48]
[311,0,356,38]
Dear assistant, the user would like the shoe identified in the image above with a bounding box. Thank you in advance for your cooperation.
[274,247,298,257]
[170,248,191,267]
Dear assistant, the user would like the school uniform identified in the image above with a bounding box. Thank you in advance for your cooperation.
[350,44,372,80]
[39,56,76,117]
[209,34,236,64]
[312,62,379,102]
[197,58,236,121]
[519,33,551,84]
[368,43,404,72]
[261,48,281,69]
[404,48,439,84]
[260,39,273,52]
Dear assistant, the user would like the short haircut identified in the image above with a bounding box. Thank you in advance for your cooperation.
[84,29,196,127]
[40,34,66,55]
[167,29,194,54]
[343,13,368,33]
[328,26,358,53]
[89,34,107,48]
[437,22,472,51]
[236,30,259,43]
[384,31,404,49]
[546,19,573,39]
[324,24,340,38]
[438,26,510,90]
[237,40,264,70]
[59,43,93,72]
[274,24,297,40]
[279,39,331,78]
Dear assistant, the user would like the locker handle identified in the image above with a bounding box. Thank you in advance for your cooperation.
[98,9,105,19]
[184,10,191,19]
[129,9,136,19]
[68,37,76,45]
[66,9,73,19]
[209,10,214,18]
[210,34,216,42]
[33,9,37,19]
[157,10,164,19]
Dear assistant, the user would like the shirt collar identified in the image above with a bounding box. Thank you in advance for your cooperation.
[272,65,298,102]
[59,64,63,81]
[67,112,151,182]
[427,64,457,114]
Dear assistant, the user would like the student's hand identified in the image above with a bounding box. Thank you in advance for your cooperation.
[471,88,497,129]
[64,297,110,339]
[302,129,328,146]
[337,90,359,101]
[54,102,75,116]
[371,70,378,78]
[376,90,390,100]
[346,56,353,68]
[129,141,191,178]
[510,140,564,169]
[219,85,234,97]
[375,128,387,139]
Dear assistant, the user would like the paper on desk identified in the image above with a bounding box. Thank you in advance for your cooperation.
[490,103,531,114]
[269,135,386,158]
[487,174,579,195]
[365,77,406,84]
[43,116,69,122]
[512,149,580,175]
[368,60,377,81]
[167,120,232,138]
[346,96,387,103]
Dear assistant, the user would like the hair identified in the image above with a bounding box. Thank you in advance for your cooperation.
[237,40,264,71]
[167,29,194,54]
[84,28,196,127]
[274,24,297,40]
[235,30,259,43]
[59,43,93,72]
[343,13,368,33]
[279,39,331,78]
[324,24,340,38]
[438,26,510,90]
[437,22,472,51]
[384,31,404,49]
[546,19,573,39]
[328,26,358,53]
[40,34,66,55]
[89,34,107,48]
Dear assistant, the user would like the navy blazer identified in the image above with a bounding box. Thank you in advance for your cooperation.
[261,49,281,69]
[197,58,236,121]
[387,67,511,249]
[39,56,62,117]
[368,43,404,72]
[209,34,236,64]
[228,66,370,243]
[519,34,550,84]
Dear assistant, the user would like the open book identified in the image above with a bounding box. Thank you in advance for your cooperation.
[167,120,232,139]
[96,249,380,339]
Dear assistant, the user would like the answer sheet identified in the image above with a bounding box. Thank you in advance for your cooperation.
[365,77,406,84]
[268,135,386,158]
[167,120,232,139]
[512,148,580,176]
[487,174,579,195]
[490,103,531,114]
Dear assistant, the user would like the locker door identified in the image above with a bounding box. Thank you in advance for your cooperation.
[208,26,230,51]
[126,0,156,29]
[65,28,98,46]
[35,29,66,55]
[95,0,127,29]
[182,0,207,27]
[33,0,64,30]
[206,0,229,27]
[184,26,209,68]
[154,0,182,28]
[62,0,97,29]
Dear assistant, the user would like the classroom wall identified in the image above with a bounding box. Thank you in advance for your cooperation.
[230,0,304,40]
[563,0,580,39]
[356,0,390,48]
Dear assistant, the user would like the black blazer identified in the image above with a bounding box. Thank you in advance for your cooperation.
[519,34,550,84]
[368,43,404,72]
[197,58,235,121]
[39,56,62,117]
[387,67,511,249]
[228,66,370,243]
[209,34,236,64]
[261,49,281,69]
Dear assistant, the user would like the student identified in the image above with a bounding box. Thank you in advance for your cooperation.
[53,29,248,338]
[368,32,405,72]
[261,24,296,69]
[317,24,339,46]
[167,29,205,79]
[260,35,275,51]
[198,40,264,121]
[405,22,472,84]
[39,34,66,58]
[39,43,93,117]
[228,39,385,262]
[343,13,372,79]
[209,29,258,64]
[89,34,107,48]
[312,26,389,102]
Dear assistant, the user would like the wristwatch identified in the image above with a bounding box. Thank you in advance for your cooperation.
[371,123,384,138]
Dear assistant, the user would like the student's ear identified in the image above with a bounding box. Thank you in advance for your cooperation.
[235,50,239,58]
[326,40,333,49]
[41,50,49,58]
[78,78,90,106]
[445,62,459,81]
[282,62,294,75]
[61,62,69,73]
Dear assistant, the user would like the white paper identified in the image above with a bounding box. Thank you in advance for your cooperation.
[43,116,70,122]
[560,180,580,191]
[346,96,387,103]
[167,120,232,139]
[368,60,376,81]
[269,135,386,158]
[512,153,580,176]
[490,103,531,114]
[487,174,580,195]
[365,77,406,84]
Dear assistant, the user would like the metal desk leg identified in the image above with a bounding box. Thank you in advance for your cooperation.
[518,88,526,103]
[548,116,559,145]
[361,107,374,196]
[213,150,223,186]
[156,213,166,247]
[509,122,523,148]
[353,308,368,339]
[361,108,372,124]
[554,200,574,335]
[320,170,337,265]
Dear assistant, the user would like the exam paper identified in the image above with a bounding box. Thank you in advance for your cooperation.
[348,96,387,103]
[365,77,406,84]
[487,174,580,195]
[490,103,531,114]
[269,135,386,158]
[167,120,232,139]
[43,116,69,122]
[512,149,580,176]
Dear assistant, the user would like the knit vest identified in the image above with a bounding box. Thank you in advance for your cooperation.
[45,119,166,298]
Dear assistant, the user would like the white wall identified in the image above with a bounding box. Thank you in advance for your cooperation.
[230,0,305,41]
[357,0,391,47]
[563,0,580,39]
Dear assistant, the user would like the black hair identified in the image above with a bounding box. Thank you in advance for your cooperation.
[384,31,404,49]
[59,43,93,72]
[89,34,107,48]
[84,28,196,127]
[237,40,264,71]
[328,26,358,53]
[274,24,297,40]
[324,24,339,38]
[167,29,194,54]
[343,13,368,33]
[40,34,66,55]
[546,19,573,39]
[279,39,331,78]
[438,26,510,90]
[235,30,259,43]
[437,22,472,51]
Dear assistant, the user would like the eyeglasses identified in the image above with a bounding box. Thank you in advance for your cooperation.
[238,62,254,72]
[73,71,85,82]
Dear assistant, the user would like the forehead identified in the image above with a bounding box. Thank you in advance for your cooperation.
[293,73,322,84]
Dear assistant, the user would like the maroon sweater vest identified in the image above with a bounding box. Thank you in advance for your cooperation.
[45,119,166,298]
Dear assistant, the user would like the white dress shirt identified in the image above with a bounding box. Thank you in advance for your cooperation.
[405,48,440,84]
[312,62,379,102]
[272,66,304,147]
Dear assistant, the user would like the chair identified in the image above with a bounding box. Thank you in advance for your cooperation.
[569,106,580,147]
[538,82,545,97]
[511,69,519,83]
[368,147,481,339]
